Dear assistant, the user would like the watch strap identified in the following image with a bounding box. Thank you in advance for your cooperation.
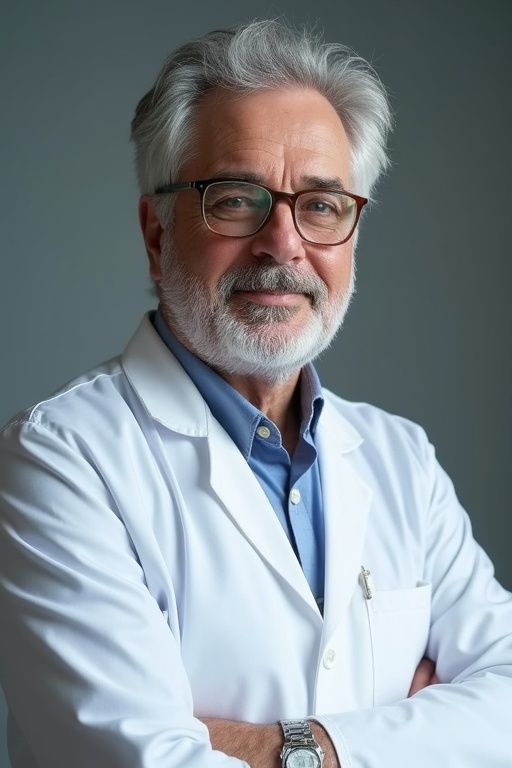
[280,719,324,767]
[280,719,318,748]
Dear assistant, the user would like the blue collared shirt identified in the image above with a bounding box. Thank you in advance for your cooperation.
[152,310,325,609]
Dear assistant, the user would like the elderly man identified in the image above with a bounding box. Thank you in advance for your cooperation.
[0,19,511,768]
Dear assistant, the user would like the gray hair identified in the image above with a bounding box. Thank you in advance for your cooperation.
[131,19,392,201]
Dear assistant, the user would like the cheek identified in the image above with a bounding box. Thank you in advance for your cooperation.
[174,221,245,288]
[173,196,208,251]
[174,212,206,247]
[173,215,216,279]
[314,246,353,296]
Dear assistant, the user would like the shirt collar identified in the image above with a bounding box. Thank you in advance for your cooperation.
[152,309,324,459]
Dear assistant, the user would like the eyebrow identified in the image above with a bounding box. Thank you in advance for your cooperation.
[210,171,348,192]
[303,175,347,192]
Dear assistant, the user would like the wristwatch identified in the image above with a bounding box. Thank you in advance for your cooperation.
[280,719,324,768]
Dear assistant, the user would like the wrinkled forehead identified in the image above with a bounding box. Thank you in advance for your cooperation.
[181,86,353,188]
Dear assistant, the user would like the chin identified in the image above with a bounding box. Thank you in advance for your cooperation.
[199,313,339,383]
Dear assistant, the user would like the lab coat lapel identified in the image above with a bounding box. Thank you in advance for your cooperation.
[316,400,372,640]
[123,318,368,623]
[124,318,315,611]
[208,418,320,617]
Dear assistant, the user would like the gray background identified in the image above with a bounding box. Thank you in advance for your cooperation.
[0,1,510,765]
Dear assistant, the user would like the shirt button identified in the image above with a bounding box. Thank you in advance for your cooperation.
[323,649,337,669]
[289,488,301,505]
[256,425,271,439]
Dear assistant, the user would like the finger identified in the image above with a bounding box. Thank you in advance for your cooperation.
[408,658,436,697]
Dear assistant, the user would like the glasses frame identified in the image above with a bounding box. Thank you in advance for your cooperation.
[154,178,368,246]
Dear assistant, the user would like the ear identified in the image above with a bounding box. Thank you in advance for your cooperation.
[138,196,165,280]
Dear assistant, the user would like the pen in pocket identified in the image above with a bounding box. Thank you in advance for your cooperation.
[360,566,375,599]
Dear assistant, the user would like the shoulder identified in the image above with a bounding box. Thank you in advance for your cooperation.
[320,388,433,468]
[322,388,428,436]
[2,356,125,431]
[319,391,452,534]
[0,315,163,444]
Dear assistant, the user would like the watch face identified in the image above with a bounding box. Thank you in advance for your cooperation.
[285,747,321,768]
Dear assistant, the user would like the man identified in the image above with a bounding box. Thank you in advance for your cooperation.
[0,19,511,768]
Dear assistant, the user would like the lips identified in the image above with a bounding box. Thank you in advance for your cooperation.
[234,289,307,307]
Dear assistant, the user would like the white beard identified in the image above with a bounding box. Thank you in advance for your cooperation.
[157,231,355,383]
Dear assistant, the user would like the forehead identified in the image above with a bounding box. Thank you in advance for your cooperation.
[182,87,352,187]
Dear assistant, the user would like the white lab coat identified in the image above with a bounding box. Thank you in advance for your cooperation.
[0,314,511,768]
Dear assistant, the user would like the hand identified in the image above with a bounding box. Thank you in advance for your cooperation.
[408,657,440,697]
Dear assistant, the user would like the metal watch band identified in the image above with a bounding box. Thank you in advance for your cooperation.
[280,719,324,768]
[280,719,318,748]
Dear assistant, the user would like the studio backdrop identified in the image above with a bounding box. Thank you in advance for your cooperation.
[0,2,510,766]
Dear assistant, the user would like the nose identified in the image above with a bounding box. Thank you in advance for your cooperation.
[249,198,307,265]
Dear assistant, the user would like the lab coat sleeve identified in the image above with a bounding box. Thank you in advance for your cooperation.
[0,418,249,768]
[313,436,512,767]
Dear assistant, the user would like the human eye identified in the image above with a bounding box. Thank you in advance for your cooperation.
[205,183,263,220]
[300,192,344,220]
[307,199,339,215]
[300,192,355,222]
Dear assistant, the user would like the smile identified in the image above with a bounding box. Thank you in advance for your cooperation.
[234,290,309,307]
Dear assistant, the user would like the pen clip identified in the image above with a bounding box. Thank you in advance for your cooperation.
[360,566,374,600]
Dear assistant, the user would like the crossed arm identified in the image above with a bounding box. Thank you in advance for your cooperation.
[3,417,510,767]
[202,659,439,767]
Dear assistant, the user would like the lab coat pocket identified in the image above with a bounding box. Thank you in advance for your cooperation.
[366,581,432,706]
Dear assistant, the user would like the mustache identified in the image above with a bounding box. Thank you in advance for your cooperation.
[218,264,328,308]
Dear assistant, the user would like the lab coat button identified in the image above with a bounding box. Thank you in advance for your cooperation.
[256,425,271,439]
[290,488,301,504]
[323,649,337,669]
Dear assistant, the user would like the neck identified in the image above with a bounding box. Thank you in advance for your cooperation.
[221,369,302,456]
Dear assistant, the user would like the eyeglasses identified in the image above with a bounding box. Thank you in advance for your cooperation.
[154,178,368,246]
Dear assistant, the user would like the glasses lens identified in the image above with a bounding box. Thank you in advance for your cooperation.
[203,182,272,236]
[295,191,357,244]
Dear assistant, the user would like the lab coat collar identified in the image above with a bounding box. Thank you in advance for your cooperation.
[122,314,365,450]
[318,393,364,454]
[122,314,211,436]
